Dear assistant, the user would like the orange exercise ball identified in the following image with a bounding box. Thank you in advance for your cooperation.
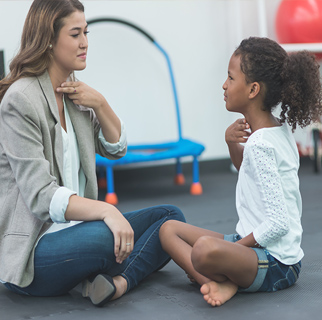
[276,0,322,44]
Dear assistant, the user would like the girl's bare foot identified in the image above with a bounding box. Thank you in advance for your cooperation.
[200,280,238,307]
[111,275,128,300]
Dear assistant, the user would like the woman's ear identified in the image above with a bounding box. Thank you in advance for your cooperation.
[249,82,261,99]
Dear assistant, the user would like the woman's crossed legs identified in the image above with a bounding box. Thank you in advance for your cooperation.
[5,205,185,304]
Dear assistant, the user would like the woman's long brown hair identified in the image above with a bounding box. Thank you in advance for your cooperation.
[0,0,84,102]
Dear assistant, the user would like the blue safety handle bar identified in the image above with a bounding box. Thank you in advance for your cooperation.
[87,17,183,140]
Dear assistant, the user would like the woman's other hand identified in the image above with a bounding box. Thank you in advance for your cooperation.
[57,81,121,144]
[56,81,105,111]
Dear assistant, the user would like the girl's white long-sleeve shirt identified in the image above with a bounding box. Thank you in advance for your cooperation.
[235,123,304,265]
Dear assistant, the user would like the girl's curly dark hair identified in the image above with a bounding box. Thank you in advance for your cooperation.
[234,37,322,131]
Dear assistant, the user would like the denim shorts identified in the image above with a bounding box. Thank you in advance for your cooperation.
[224,234,301,293]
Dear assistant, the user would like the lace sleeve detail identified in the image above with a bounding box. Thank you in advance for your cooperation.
[249,140,290,247]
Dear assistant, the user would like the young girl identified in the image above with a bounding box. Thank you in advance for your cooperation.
[159,37,322,307]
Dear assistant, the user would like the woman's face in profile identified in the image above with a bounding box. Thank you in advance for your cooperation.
[51,10,88,75]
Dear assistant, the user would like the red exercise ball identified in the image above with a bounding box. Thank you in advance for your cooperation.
[276,0,322,44]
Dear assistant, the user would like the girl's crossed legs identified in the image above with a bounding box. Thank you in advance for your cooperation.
[159,220,258,306]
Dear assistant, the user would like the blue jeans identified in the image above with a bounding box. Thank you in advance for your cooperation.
[5,205,185,296]
[224,234,301,292]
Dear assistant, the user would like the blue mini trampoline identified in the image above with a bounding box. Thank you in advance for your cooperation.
[87,18,205,204]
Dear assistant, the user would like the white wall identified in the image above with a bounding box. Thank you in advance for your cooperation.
[0,0,309,162]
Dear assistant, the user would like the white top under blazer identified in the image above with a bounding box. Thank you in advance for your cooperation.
[48,96,126,233]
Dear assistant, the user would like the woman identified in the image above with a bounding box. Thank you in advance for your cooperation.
[159,37,322,306]
[0,0,185,307]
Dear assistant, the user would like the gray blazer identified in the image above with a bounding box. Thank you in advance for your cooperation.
[0,71,126,287]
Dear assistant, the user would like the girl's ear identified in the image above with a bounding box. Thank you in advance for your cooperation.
[249,82,261,99]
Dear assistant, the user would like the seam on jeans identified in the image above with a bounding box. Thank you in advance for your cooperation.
[240,248,269,292]
[121,215,169,290]
[120,273,130,292]
[258,260,269,269]
[123,217,166,271]
[5,283,32,296]
[125,206,172,223]
[34,256,104,269]
[289,265,298,281]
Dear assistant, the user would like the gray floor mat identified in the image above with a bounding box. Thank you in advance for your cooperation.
[1,159,321,319]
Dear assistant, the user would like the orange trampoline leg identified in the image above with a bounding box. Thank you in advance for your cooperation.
[190,182,203,195]
[98,177,107,189]
[105,192,118,205]
[174,173,185,185]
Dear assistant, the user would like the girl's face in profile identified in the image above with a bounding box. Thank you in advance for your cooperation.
[222,54,252,114]
[51,10,88,75]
